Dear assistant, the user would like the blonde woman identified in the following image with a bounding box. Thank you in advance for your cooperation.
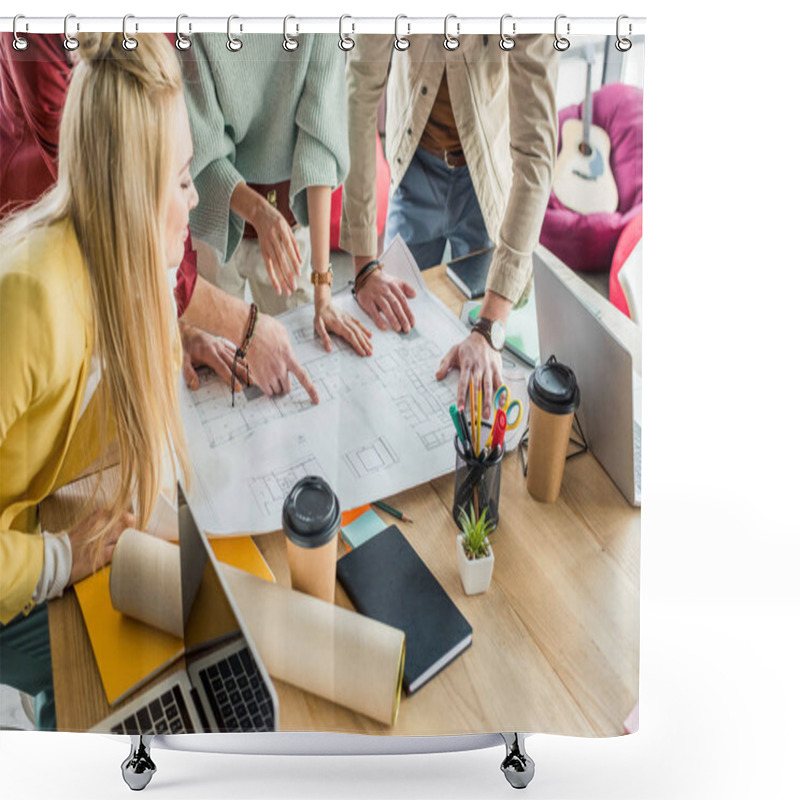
[0,33,195,730]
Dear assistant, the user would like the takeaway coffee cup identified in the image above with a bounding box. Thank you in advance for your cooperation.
[282,476,341,603]
[526,356,581,503]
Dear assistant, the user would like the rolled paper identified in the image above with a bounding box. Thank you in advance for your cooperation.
[109,528,183,639]
[218,563,406,726]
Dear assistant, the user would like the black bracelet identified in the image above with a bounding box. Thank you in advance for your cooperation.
[354,259,381,284]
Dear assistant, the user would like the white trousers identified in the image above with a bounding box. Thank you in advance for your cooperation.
[195,227,313,316]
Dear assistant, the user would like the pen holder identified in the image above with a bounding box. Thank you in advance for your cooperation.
[452,431,503,530]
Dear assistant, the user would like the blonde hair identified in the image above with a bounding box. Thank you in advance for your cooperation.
[1,33,191,546]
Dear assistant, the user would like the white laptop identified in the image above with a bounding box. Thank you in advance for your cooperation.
[91,491,280,734]
[533,253,641,507]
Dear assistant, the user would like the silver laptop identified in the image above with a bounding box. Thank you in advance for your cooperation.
[91,490,280,734]
[534,254,641,507]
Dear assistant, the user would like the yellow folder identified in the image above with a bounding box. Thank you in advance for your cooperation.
[74,536,273,706]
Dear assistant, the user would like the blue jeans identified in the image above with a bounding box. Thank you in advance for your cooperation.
[386,146,492,270]
[0,603,57,730]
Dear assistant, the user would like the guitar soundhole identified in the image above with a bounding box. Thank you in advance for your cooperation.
[578,142,593,157]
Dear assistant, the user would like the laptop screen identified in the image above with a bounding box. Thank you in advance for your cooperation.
[533,252,639,507]
[179,486,279,731]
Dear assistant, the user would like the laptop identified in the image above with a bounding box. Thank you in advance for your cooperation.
[91,490,280,734]
[533,253,642,507]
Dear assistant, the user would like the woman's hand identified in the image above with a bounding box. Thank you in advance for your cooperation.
[355,266,417,334]
[315,289,373,356]
[231,182,301,297]
[249,198,301,297]
[179,321,249,392]
[68,509,136,586]
[248,314,320,402]
[436,332,503,417]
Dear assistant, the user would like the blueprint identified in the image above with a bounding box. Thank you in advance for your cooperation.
[181,237,473,536]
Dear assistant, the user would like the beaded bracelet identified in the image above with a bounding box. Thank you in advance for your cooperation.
[231,302,258,406]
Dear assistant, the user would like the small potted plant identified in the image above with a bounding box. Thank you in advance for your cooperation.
[456,506,495,595]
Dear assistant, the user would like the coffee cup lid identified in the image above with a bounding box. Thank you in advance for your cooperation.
[282,476,341,548]
[528,355,580,415]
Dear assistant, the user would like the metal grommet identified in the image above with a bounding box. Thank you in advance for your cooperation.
[443,14,460,51]
[226,15,242,52]
[394,15,410,51]
[615,14,632,52]
[121,14,138,51]
[176,14,192,51]
[283,15,299,52]
[338,14,355,51]
[499,13,516,51]
[64,14,79,51]
[554,14,570,51]
[12,15,29,51]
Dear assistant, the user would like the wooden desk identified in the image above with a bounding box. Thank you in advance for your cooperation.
[45,260,640,738]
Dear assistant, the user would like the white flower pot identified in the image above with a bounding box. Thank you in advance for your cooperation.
[457,535,494,595]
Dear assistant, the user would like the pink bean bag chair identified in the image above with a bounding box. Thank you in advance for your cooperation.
[541,83,643,273]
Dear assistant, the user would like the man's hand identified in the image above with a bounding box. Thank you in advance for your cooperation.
[355,264,416,334]
[180,321,249,392]
[68,509,136,586]
[248,314,320,402]
[436,332,503,417]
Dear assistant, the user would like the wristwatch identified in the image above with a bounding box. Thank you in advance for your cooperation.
[310,265,333,286]
[471,317,506,351]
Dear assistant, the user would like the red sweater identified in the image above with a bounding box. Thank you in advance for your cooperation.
[0,33,197,314]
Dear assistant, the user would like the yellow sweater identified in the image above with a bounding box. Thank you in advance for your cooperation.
[0,219,105,624]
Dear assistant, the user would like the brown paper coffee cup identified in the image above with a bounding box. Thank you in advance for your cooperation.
[285,535,338,603]
[282,476,341,604]
[526,405,575,502]
[526,356,580,503]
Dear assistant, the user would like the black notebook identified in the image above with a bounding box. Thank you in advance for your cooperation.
[336,525,472,695]
[445,247,494,299]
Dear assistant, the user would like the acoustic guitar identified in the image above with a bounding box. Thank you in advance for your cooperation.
[553,57,619,215]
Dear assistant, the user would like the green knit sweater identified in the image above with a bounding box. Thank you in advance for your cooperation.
[181,34,349,263]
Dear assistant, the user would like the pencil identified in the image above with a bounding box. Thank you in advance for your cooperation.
[373,500,413,524]
[470,380,476,455]
[477,386,483,453]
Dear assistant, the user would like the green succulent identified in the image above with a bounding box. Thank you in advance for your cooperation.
[457,506,495,560]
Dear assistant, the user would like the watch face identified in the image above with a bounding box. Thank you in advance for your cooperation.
[490,321,506,350]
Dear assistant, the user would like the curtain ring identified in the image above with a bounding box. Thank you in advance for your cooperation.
[283,16,299,52]
[338,15,355,51]
[176,14,192,51]
[226,15,242,52]
[499,14,516,51]
[12,15,29,51]
[554,14,570,51]
[394,15,410,51]
[121,14,138,51]
[63,14,79,51]
[615,15,632,52]
[443,14,460,51]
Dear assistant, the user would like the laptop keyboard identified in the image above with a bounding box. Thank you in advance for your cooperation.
[110,683,194,735]
[198,646,275,732]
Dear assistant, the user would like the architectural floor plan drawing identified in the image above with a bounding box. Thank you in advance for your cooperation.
[179,237,479,536]
[248,446,325,519]
[344,436,399,480]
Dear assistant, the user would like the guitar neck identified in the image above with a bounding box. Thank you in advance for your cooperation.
[581,61,593,148]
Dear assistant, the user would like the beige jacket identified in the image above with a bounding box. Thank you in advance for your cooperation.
[340,34,559,305]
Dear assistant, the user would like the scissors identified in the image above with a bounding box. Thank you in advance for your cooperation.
[489,385,522,448]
